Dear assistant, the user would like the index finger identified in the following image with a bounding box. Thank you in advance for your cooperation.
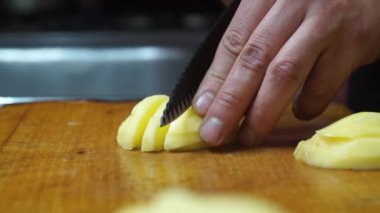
[193,0,275,115]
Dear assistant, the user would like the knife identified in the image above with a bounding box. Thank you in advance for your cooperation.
[160,0,241,126]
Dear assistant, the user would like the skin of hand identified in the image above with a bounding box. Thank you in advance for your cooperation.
[192,0,380,146]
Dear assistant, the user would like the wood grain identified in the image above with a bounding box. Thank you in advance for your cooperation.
[0,101,379,213]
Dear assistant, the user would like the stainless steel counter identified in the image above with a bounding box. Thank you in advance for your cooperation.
[0,31,205,103]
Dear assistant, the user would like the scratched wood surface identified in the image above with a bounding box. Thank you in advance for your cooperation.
[0,101,379,213]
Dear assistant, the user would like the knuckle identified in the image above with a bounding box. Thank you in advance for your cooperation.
[208,68,226,86]
[216,89,242,112]
[222,29,245,57]
[240,42,270,72]
[270,60,302,84]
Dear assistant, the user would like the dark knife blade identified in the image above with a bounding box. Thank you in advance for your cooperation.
[160,0,241,126]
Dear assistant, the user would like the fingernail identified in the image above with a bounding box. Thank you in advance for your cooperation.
[194,91,215,115]
[200,117,224,145]
[238,129,257,146]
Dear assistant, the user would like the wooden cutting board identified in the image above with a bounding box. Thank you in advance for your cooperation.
[0,101,379,212]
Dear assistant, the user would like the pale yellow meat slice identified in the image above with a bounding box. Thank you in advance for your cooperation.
[294,112,380,170]
[141,99,170,152]
[116,188,286,213]
[164,107,209,151]
[117,95,168,150]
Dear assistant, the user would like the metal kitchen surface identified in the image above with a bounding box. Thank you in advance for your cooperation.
[0,31,205,101]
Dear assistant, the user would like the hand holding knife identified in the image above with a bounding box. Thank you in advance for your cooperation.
[161,0,380,147]
[160,0,241,127]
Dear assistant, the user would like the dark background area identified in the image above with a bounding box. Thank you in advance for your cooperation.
[348,61,380,112]
[0,0,223,31]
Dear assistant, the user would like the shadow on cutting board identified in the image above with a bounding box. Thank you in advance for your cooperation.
[210,101,352,153]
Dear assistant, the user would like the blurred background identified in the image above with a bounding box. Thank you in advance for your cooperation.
[0,0,378,111]
[0,0,223,101]
[0,0,223,32]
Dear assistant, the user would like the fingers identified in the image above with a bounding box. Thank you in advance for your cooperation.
[238,15,331,145]
[193,0,275,115]
[293,46,359,120]
[199,0,307,146]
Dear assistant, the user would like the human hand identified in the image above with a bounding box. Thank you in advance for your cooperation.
[193,0,380,146]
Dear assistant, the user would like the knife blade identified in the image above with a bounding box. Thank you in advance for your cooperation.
[160,0,241,126]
